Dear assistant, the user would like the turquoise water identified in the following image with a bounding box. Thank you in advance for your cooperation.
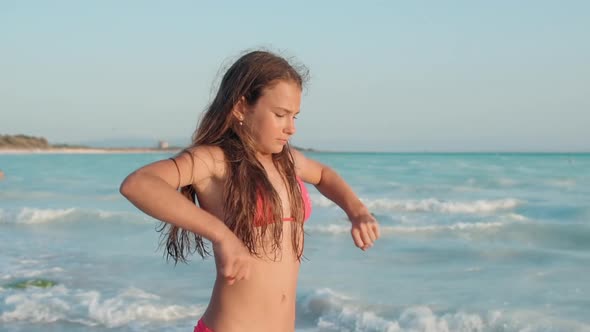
[1,152,589,331]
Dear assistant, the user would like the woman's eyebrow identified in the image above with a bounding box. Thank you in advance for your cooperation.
[272,106,300,115]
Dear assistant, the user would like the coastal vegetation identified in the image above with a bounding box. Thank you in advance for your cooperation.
[0,134,89,149]
[0,134,53,149]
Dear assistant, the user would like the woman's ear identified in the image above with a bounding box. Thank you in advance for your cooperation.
[231,96,247,122]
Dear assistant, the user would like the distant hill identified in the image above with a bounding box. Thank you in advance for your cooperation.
[1,134,53,149]
[0,134,316,152]
[0,134,178,151]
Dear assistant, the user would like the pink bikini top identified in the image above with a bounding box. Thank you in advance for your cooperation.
[253,177,312,227]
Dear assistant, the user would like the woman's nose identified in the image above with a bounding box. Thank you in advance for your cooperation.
[284,118,296,135]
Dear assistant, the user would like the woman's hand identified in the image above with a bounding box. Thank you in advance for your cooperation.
[212,230,252,285]
[350,212,380,251]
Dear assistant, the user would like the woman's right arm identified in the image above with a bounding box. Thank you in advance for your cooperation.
[120,146,251,284]
[119,146,228,244]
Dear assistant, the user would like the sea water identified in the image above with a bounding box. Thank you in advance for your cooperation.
[1,152,589,332]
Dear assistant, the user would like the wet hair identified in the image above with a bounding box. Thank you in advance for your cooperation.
[158,50,309,263]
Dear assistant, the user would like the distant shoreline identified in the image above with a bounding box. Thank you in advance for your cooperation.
[0,147,182,154]
[0,134,319,154]
[0,146,320,154]
[0,148,587,155]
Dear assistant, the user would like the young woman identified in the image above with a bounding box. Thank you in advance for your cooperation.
[120,50,380,332]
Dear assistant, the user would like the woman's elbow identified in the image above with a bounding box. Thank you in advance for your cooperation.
[119,172,140,198]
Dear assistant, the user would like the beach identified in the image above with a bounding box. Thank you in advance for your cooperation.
[1,152,589,331]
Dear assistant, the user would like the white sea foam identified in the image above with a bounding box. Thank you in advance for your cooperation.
[507,213,528,221]
[0,207,149,225]
[81,287,201,327]
[310,197,522,214]
[0,285,203,327]
[310,194,337,208]
[299,288,489,331]
[1,265,65,281]
[17,207,76,224]
[306,221,514,236]
[546,179,576,189]
[297,288,590,332]
[363,198,521,214]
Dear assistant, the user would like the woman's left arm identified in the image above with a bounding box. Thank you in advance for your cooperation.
[292,149,380,250]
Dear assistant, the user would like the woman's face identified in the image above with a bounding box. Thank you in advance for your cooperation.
[244,80,302,156]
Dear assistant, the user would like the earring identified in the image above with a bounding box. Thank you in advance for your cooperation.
[239,117,243,126]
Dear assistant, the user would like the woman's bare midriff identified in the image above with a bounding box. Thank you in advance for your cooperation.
[193,154,304,332]
[201,222,302,332]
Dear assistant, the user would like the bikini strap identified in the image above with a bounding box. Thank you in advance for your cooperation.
[168,149,195,190]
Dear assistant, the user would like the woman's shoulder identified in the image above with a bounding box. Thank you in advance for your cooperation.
[185,145,226,160]
[182,145,227,178]
[289,148,307,173]
[289,147,323,185]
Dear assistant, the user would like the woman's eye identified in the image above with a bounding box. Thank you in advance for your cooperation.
[275,113,285,118]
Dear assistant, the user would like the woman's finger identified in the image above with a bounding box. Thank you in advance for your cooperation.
[359,224,373,248]
[373,222,381,239]
[366,224,377,243]
[351,228,365,249]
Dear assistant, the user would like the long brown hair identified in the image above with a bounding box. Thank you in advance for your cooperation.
[158,50,309,264]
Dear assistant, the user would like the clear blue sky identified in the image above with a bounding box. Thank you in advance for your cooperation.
[1,1,589,152]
